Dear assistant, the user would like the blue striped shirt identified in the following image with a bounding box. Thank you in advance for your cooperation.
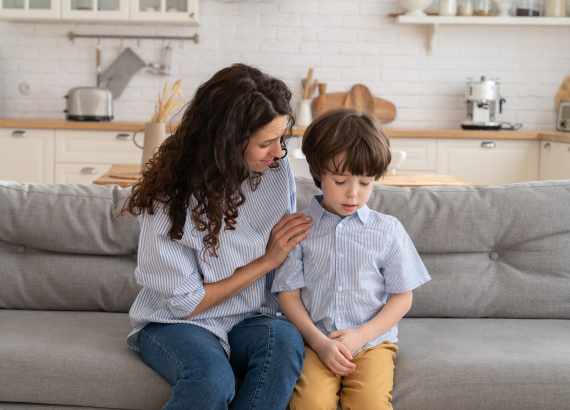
[272,195,431,350]
[127,157,296,355]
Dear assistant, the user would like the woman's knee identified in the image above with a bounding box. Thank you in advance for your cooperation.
[178,363,236,401]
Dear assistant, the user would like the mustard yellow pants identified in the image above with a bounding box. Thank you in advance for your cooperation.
[289,342,398,410]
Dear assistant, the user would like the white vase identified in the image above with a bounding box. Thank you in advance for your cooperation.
[296,99,313,127]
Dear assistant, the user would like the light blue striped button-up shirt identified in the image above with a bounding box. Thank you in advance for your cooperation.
[128,158,296,355]
[272,195,431,350]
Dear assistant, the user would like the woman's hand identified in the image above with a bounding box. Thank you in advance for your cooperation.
[313,337,357,376]
[263,213,311,271]
[329,328,367,356]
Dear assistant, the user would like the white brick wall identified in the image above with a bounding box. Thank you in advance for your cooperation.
[0,0,569,129]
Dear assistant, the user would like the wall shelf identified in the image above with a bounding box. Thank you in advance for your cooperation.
[396,16,570,54]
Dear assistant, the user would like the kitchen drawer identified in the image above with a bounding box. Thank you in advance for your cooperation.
[56,130,141,163]
[0,128,55,183]
[54,163,112,185]
[437,139,539,185]
[388,138,438,173]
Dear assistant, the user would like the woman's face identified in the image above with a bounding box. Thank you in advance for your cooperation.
[244,115,289,173]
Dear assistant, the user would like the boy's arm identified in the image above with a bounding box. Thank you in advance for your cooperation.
[330,291,413,354]
[278,291,356,376]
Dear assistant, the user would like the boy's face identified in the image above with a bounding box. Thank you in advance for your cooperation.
[320,169,375,217]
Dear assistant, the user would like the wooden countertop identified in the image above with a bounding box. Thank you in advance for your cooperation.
[1,117,569,143]
[94,164,470,187]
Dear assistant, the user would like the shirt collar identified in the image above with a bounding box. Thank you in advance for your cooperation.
[307,195,371,225]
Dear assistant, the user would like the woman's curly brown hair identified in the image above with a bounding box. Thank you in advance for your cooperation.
[126,64,294,257]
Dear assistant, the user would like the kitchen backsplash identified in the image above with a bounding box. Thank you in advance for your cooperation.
[0,0,569,129]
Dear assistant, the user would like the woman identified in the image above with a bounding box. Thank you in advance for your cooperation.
[126,64,312,410]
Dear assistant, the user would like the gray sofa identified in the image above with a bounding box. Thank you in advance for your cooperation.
[1,178,569,410]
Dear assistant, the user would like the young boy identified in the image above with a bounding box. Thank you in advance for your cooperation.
[272,109,431,410]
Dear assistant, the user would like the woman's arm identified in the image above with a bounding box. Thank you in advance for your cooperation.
[330,291,413,354]
[188,212,311,317]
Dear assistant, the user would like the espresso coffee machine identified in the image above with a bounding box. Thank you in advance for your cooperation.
[461,76,506,130]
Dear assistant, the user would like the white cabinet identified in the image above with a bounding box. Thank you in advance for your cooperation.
[61,0,129,21]
[0,128,54,183]
[130,0,198,24]
[54,129,141,184]
[1,0,199,23]
[54,163,113,184]
[55,129,140,164]
[539,141,570,180]
[0,0,60,19]
[389,138,438,175]
[437,139,539,185]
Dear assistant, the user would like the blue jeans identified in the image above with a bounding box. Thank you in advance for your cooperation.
[136,316,304,410]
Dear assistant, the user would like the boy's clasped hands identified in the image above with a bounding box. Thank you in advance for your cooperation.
[313,327,367,375]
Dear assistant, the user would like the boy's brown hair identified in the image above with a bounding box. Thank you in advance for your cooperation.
[301,108,391,188]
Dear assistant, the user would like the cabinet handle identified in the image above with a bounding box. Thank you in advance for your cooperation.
[11,130,26,138]
[80,167,97,175]
[543,142,551,149]
[481,141,496,149]
[189,12,195,18]
[116,133,130,141]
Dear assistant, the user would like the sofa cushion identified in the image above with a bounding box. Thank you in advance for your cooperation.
[0,310,169,410]
[0,182,137,255]
[395,318,570,410]
[297,178,570,318]
[0,241,139,312]
[2,312,568,410]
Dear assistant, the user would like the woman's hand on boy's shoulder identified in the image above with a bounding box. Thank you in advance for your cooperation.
[329,328,367,356]
[313,337,357,376]
[262,212,312,271]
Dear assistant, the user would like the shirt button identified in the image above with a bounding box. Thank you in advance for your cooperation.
[339,253,344,258]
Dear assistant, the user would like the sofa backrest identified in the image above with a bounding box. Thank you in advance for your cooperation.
[1,179,569,318]
[0,182,139,312]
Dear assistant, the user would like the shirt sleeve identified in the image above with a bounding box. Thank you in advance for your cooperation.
[135,206,205,319]
[271,244,305,293]
[382,218,431,294]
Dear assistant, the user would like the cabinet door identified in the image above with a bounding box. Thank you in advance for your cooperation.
[437,139,539,185]
[130,0,198,24]
[540,141,570,180]
[55,129,141,164]
[54,163,111,184]
[388,138,438,175]
[0,0,60,19]
[0,129,54,183]
[61,0,129,20]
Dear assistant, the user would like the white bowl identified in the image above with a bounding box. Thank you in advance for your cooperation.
[400,0,433,15]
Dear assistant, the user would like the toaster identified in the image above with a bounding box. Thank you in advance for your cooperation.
[64,87,113,121]
[557,101,570,132]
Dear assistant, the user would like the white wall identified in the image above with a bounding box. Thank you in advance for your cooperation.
[0,0,569,129]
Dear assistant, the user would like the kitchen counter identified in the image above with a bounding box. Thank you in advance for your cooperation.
[1,118,569,143]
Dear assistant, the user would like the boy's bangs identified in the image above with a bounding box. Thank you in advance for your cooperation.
[328,138,386,178]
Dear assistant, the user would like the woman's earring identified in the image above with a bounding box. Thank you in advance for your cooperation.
[279,138,288,159]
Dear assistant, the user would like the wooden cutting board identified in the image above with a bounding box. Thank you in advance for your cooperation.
[312,84,397,124]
